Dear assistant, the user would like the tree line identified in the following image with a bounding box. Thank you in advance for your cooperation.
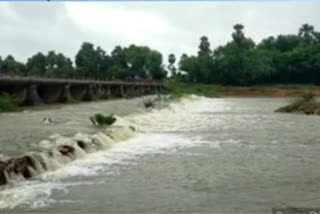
[177,23,320,85]
[0,43,167,81]
[1,23,319,85]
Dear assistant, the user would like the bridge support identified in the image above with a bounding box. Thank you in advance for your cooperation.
[59,84,72,103]
[125,85,135,98]
[105,86,111,99]
[83,84,95,101]
[23,84,42,106]
[0,76,164,106]
[119,85,125,98]
[131,86,138,97]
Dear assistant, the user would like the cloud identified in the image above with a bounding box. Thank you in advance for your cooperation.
[0,1,319,63]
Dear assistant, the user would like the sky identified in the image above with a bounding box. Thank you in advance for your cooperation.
[0,1,319,64]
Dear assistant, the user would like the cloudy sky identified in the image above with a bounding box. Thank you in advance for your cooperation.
[0,1,319,63]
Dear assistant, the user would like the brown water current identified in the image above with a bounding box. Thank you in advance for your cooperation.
[0,96,320,213]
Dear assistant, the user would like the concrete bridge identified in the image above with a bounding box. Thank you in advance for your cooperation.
[0,76,164,106]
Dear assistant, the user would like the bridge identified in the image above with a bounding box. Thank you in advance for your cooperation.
[0,76,164,106]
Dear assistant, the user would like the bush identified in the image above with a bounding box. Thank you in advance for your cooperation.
[144,100,154,108]
[0,93,17,112]
[301,91,316,103]
[90,113,116,126]
[292,91,316,105]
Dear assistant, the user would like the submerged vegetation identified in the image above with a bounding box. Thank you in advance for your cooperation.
[144,99,155,108]
[90,113,117,127]
[0,93,17,112]
[276,92,320,115]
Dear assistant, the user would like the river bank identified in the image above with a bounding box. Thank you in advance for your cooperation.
[1,83,319,114]
[166,82,320,98]
[275,92,320,115]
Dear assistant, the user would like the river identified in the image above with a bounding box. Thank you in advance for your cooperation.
[1,96,320,213]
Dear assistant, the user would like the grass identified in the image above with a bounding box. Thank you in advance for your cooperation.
[300,91,316,103]
[165,80,320,98]
[90,113,117,127]
[165,80,218,98]
[0,93,17,113]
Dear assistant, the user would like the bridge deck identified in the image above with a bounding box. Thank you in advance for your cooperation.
[0,76,163,87]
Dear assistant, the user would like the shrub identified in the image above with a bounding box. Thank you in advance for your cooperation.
[144,100,154,108]
[292,91,316,105]
[0,93,17,112]
[301,91,316,103]
[90,113,116,126]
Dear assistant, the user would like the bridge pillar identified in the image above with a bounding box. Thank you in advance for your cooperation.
[158,85,163,93]
[119,85,125,98]
[131,86,138,97]
[105,86,111,99]
[95,85,106,99]
[83,84,95,101]
[59,84,72,103]
[145,86,151,94]
[154,85,160,94]
[24,84,42,106]
[126,85,135,98]
[139,86,145,95]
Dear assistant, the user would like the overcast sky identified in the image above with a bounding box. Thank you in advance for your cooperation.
[0,1,319,63]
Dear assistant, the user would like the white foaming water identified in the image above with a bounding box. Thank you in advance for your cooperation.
[0,95,218,210]
[125,95,221,133]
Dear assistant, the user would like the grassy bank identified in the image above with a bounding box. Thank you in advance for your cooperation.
[165,81,320,98]
[165,81,219,98]
[0,93,17,113]
[276,92,320,115]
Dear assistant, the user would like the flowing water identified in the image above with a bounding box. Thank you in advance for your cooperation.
[1,96,320,213]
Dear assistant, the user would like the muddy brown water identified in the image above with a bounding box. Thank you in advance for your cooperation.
[1,96,320,213]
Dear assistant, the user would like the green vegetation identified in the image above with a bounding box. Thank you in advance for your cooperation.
[177,23,320,85]
[0,93,17,112]
[0,44,166,81]
[0,23,319,87]
[276,92,320,115]
[300,91,316,103]
[165,81,218,98]
[90,113,117,127]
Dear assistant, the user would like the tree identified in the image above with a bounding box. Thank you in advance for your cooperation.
[179,55,199,82]
[168,53,177,76]
[298,23,315,44]
[232,24,245,45]
[146,50,166,80]
[75,42,97,78]
[0,56,2,74]
[26,52,47,76]
[55,53,74,78]
[2,55,26,75]
[198,36,211,56]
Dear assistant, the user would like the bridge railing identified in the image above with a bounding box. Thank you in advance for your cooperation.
[0,74,163,86]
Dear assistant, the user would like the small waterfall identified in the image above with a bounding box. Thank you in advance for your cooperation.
[0,126,136,187]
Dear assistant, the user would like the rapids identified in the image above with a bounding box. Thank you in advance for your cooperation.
[1,95,320,213]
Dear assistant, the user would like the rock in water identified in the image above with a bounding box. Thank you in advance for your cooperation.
[5,155,36,179]
[0,161,7,185]
[57,145,75,156]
